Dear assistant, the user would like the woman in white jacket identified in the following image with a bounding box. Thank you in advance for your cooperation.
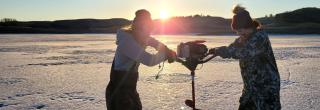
[106,9,176,110]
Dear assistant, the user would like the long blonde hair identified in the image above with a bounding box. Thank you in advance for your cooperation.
[121,24,134,33]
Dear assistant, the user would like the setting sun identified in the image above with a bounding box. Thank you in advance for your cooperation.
[159,10,169,20]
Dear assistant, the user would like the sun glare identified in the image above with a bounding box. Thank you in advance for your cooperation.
[159,10,169,20]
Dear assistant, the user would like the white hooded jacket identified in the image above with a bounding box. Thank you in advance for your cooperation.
[113,29,167,72]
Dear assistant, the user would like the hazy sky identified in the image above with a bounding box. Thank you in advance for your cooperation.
[1,0,319,21]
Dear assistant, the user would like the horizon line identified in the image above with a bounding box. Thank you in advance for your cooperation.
[1,6,318,22]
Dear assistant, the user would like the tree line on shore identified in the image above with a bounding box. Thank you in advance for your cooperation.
[1,7,319,34]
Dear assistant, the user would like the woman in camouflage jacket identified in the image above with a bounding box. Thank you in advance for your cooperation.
[209,5,281,110]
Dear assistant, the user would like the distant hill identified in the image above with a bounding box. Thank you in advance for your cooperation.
[275,7,320,23]
[0,18,130,33]
[257,7,320,34]
[153,15,232,34]
[1,7,320,34]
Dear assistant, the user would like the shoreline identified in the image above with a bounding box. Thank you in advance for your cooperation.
[0,33,320,36]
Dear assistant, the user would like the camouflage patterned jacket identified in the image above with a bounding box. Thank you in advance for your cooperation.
[214,29,281,108]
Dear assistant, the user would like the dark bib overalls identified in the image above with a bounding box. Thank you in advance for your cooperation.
[106,60,142,110]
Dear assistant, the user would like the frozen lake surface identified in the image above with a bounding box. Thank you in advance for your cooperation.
[0,34,319,110]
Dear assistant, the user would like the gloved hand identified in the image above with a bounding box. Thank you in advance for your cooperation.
[209,46,230,58]
[165,48,177,63]
[208,48,217,55]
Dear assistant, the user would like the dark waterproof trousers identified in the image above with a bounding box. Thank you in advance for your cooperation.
[238,94,281,110]
[106,62,142,110]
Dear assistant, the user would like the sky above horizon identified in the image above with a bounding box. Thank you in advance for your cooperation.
[1,0,319,21]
